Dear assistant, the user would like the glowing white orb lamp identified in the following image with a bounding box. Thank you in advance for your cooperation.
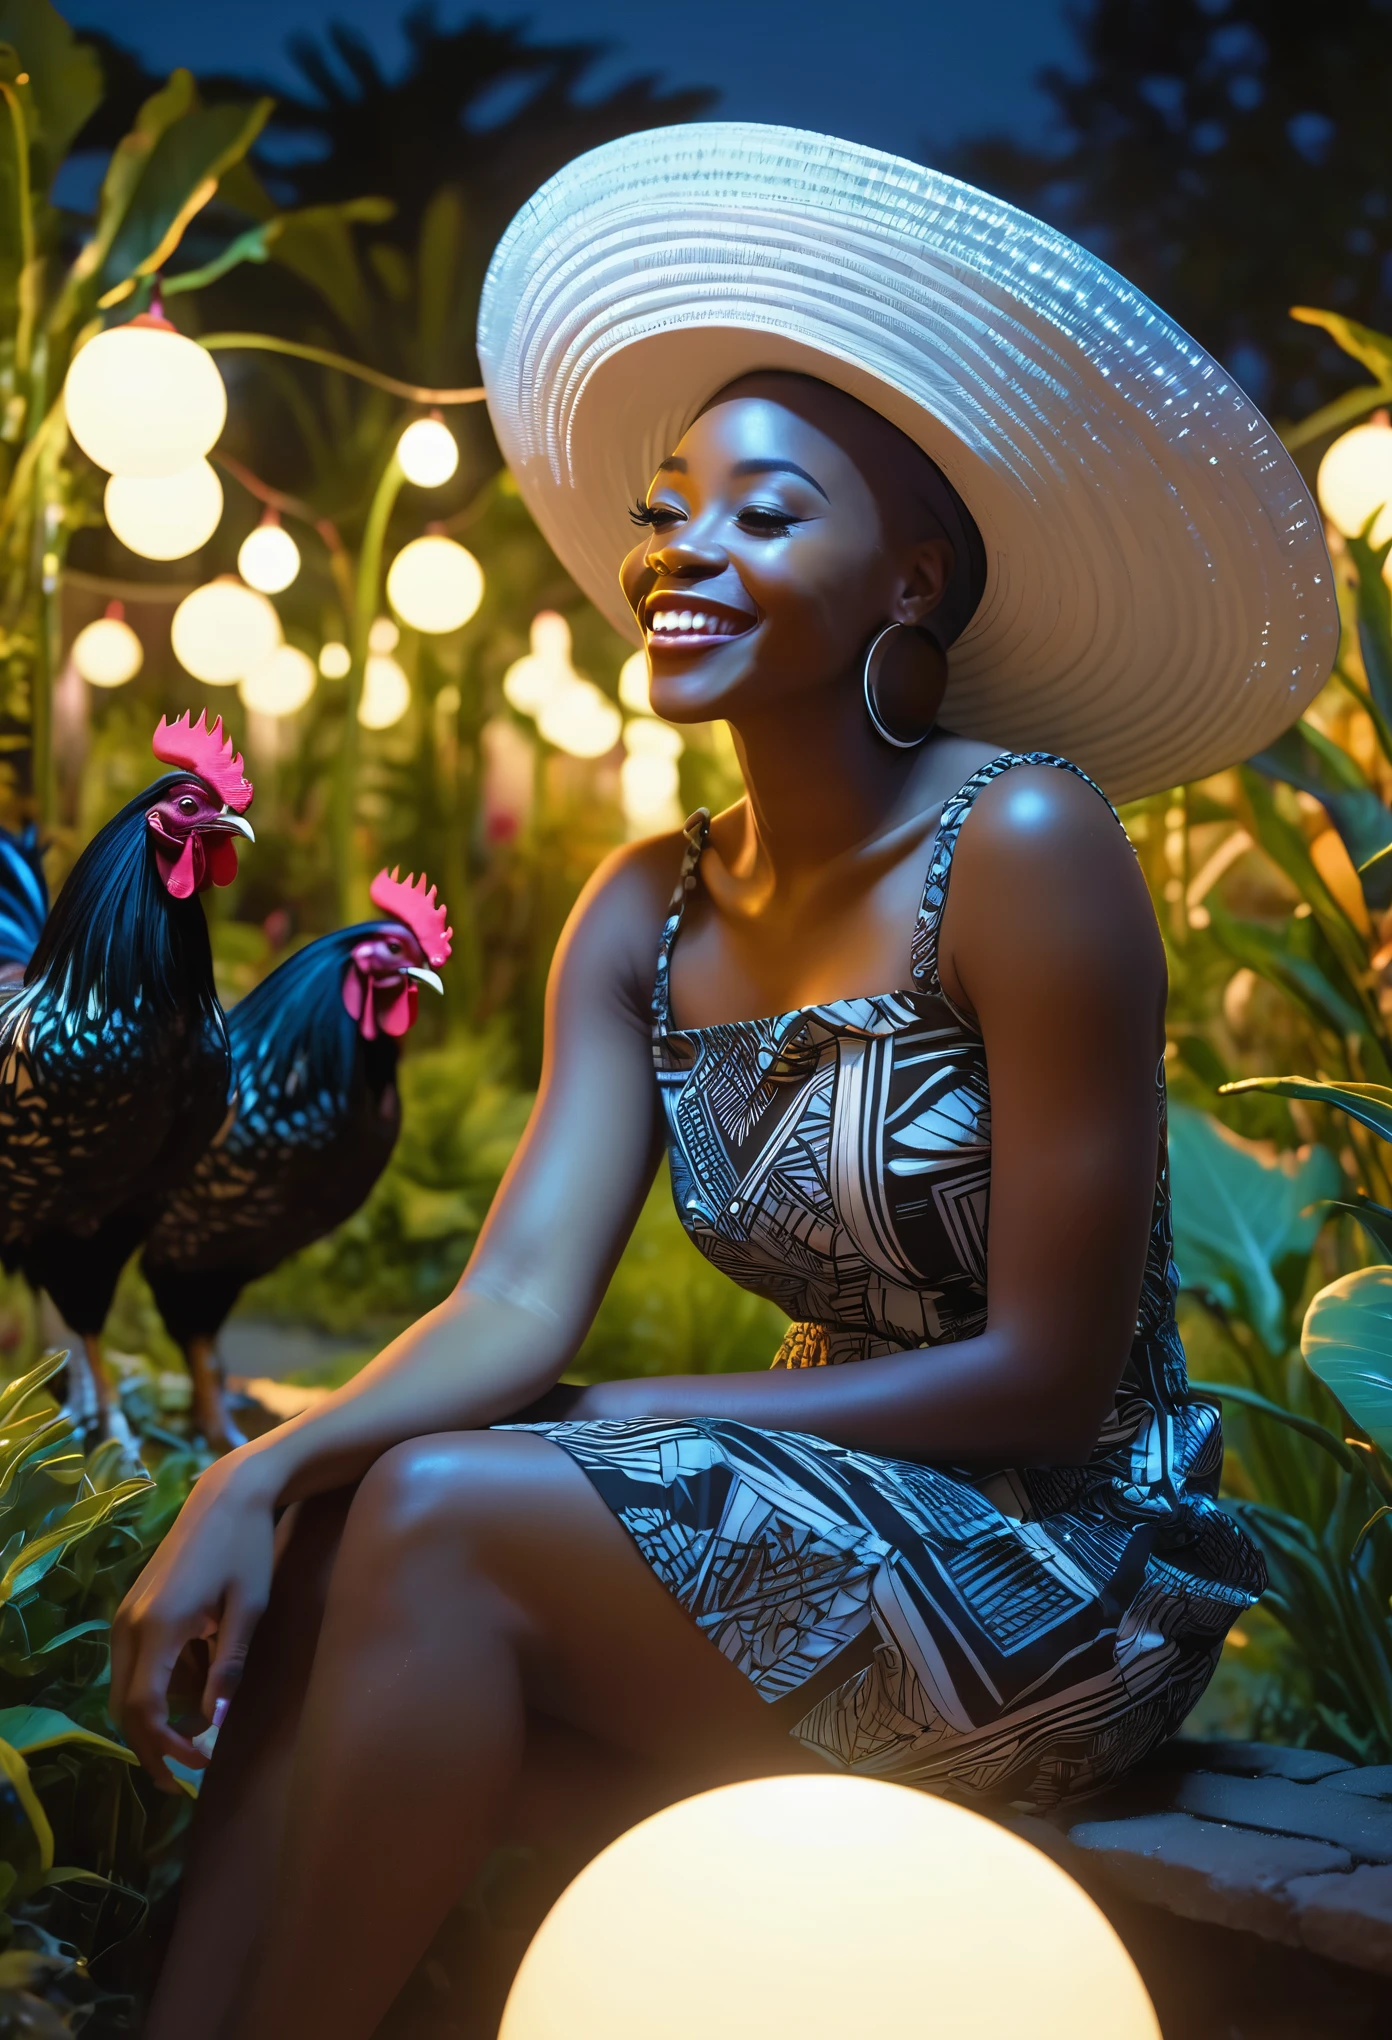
[358,654,411,729]
[72,601,142,688]
[64,313,227,478]
[1318,415,1392,548]
[319,640,352,679]
[171,576,282,685]
[623,716,683,761]
[368,615,400,655]
[537,678,622,759]
[503,611,574,717]
[618,649,651,714]
[620,750,681,828]
[500,1777,1159,2040]
[397,416,459,488]
[104,459,223,560]
[239,643,316,718]
[386,534,484,634]
[238,514,301,595]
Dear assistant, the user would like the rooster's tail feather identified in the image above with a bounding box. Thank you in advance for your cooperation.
[0,824,48,974]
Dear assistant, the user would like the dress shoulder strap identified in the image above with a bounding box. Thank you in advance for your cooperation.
[911,750,1113,1002]
[652,808,711,1033]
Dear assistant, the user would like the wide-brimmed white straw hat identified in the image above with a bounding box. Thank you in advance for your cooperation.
[478,122,1337,803]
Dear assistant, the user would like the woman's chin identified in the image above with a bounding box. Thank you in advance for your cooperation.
[647,647,755,723]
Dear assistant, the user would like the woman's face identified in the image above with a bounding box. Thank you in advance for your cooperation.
[619,374,952,726]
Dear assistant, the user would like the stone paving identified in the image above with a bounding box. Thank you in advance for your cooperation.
[1009,1739,1392,1980]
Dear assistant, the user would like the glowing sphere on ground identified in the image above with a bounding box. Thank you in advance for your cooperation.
[386,535,484,634]
[358,654,410,729]
[368,615,400,655]
[239,644,316,718]
[537,678,622,759]
[1318,417,1392,547]
[238,519,301,594]
[72,607,142,688]
[104,459,223,560]
[500,1777,1159,2040]
[171,577,281,685]
[397,417,459,487]
[319,640,352,678]
[618,649,650,714]
[64,317,227,477]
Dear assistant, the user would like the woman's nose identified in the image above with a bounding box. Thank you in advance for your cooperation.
[650,530,726,578]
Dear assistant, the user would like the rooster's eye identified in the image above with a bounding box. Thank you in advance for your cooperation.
[387,939,401,953]
[177,797,198,816]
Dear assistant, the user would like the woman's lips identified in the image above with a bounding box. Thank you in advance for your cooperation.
[643,598,755,648]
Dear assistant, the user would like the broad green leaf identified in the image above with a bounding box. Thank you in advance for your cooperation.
[98,94,274,302]
[418,184,465,376]
[0,0,102,185]
[1303,1266,1392,1454]
[0,1706,132,1764]
[1250,723,1392,909]
[1222,1075,1392,1145]
[1168,1103,1340,1353]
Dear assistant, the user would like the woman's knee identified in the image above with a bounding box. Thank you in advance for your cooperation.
[344,1430,561,1578]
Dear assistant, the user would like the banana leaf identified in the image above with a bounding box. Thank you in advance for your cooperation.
[1250,722,1392,909]
[1168,1105,1340,1353]
[0,1738,50,1881]
[1302,1267,1392,1454]
[1222,1074,1392,1144]
[0,1,101,191]
[96,90,273,304]
[1346,531,1392,750]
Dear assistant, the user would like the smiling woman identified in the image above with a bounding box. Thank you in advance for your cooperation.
[117,126,1336,2040]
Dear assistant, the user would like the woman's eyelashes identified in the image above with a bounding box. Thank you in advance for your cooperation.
[628,497,802,537]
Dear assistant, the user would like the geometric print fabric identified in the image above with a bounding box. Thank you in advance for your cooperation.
[513,753,1266,1807]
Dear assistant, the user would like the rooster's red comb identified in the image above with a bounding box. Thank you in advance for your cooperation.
[369,867,452,968]
[151,711,254,813]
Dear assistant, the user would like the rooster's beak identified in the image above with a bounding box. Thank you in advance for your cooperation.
[404,965,444,995]
[213,806,256,842]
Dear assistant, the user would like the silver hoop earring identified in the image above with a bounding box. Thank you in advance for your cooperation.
[863,622,933,750]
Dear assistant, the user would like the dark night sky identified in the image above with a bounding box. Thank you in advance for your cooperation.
[67,1,1078,161]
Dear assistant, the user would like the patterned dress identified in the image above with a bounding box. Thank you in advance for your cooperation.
[516,752,1265,1808]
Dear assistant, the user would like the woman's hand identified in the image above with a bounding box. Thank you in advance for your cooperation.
[110,1452,278,1790]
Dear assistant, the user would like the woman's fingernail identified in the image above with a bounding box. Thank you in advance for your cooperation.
[211,1697,229,1729]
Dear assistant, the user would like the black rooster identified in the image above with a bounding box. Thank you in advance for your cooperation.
[0,713,255,1440]
[142,867,451,1450]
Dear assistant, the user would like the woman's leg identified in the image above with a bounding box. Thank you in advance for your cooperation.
[143,1489,355,2040]
[234,1430,807,2040]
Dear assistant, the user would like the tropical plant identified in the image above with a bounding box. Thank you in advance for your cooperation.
[0,1349,199,2032]
[952,0,1392,419]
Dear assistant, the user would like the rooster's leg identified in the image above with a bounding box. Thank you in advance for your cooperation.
[187,1336,246,1455]
[78,1333,142,1460]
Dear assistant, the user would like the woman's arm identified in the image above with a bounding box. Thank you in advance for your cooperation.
[110,833,681,1773]
[575,766,1167,1465]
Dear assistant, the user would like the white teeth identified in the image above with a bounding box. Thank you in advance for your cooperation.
[678,610,693,630]
[648,607,737,636]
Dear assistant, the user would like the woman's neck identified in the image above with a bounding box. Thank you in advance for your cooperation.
[723,676,946,887]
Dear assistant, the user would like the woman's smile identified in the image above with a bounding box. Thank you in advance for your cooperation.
[642,591,758,651]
